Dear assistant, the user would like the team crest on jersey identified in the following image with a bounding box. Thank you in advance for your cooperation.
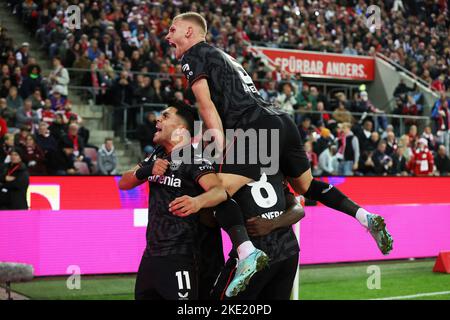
[182,64,190,72]
[170,159,182,171]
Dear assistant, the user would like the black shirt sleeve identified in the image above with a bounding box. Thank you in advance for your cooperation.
[181,52,208,87]
[188,158,215,184]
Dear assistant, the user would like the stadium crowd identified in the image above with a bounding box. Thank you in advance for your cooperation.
[0,0,449,177]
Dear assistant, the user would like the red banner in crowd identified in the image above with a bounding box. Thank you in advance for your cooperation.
[251,46,375,81]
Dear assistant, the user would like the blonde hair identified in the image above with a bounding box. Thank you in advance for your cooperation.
[341,122,352,130]
[173,12,207,36]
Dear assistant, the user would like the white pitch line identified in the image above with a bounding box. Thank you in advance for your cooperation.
[371,291,450,300]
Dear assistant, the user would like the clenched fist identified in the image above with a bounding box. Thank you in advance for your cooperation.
[152,159,170,176]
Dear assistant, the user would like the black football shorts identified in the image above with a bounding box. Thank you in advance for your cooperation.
[134,252,198,300]
[218,112,310,180]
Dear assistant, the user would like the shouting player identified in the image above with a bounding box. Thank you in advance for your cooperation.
[119,104,268,299]
[165,12,393,263]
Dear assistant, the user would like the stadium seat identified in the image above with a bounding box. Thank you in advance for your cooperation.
[74,161,90,175]
[84,147,98,162]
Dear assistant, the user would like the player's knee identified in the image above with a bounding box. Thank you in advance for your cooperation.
[288,174,313,195]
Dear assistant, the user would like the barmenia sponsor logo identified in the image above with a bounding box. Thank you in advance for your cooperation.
[148,174,182,187]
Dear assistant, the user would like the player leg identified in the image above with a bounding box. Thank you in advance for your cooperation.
[258,254,299,300]
[212,177,270,297]
[278,113,393,255]
[210,133,274,297]
[152,255,199,300]
[134,252,163,300]
[135,253,198,300]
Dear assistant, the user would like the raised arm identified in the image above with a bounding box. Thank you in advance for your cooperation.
[191,78,225,152]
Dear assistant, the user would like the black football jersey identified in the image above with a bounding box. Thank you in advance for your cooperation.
[181,41,282,129]
[231,171,300,264]
[139,145,215,257]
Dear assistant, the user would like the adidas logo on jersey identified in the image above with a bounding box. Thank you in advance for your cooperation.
[148,174,181,187]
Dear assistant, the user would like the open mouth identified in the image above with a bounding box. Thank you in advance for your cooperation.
[168,41,177,48]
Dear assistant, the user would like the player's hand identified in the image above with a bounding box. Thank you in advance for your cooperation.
[246,216,274,237]
[152,159,169,176]
[169,195,201,217]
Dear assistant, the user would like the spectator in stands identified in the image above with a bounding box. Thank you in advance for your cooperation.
[358,150,377,176]
[421,126,437,151]
[111,70,134,107]
[408,138,434,176]
[356,119,374,154]
[47,140,77,175]
[136,111,157,156]
[384,131,398,157]
[0,133,15,165]
[35,121,57,155]
[309,101,331,128]
[401,95,423,126]
[49,113,66,142]
[435,145,450,176]
[399,134,414,163]
[15,99,39,131]
[372,141,393,176]
[259,80,278,104]
[20,64,43,99]
[275,82,297,120]
[48,56,69,97]
[0,78,13,99]
[0,97,15,129]
[97,137,118,175]
[62,123,92,173]
[134,75,155,105]
[319,144,339,176]
[337,122,360,176]
[390,146,409,176]
[23,134,47,175]
[431,92,450,152]
[356,91,388,131]
[0,147,29,210]
[38,99,56,126]
[393,79,414,98]
[408,125,419,148]
[309,86,329,111]
[15,42,29,68]
[333,100,353,124]
[49,85,68,111]
[28,88,45,110]
[369,131,381,153]
[381,124,395,140]
[6,86,23,110]
[314,127,335,157]
[15,126,31,148]
[298,117,313,142]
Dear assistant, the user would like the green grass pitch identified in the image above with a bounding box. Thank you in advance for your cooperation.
[8,258,450,300]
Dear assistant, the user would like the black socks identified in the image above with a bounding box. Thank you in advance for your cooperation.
[214,199,250,248]
[303,179,360,217]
